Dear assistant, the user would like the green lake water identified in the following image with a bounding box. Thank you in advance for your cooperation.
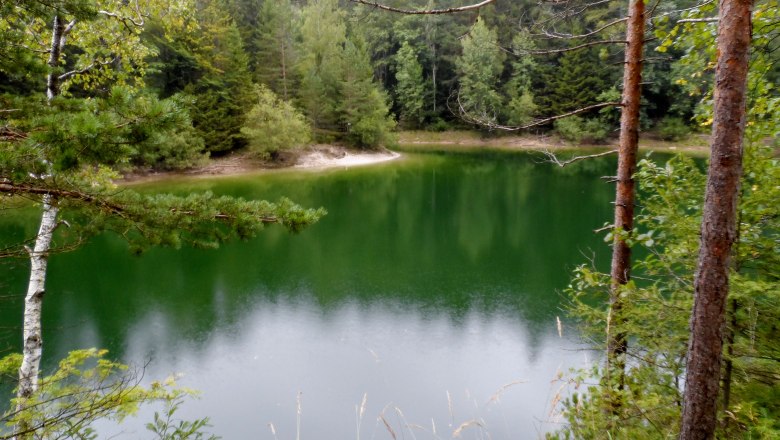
[0,149,616,438]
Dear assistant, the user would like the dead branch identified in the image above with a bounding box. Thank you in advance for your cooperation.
[58,57,119,81]
[349,0,495,15]
[533,17,628,40]
[676,17,718,23]
[455,93,622,131]
[521,39,627,55]
[541,149,618,167]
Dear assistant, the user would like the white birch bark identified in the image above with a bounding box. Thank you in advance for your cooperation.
[14,195,58,436]
[15,13,68,435]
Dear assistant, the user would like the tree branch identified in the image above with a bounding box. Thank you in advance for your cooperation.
[677,17,718,23]
[58,57,119,81]
[521,40,627,55]
[349,0,496,15]
[540,149,618,167]
[456,97,622,131]
[533,17,628,40]
[0,183,281,224]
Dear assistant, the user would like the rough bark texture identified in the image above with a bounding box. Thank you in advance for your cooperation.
[606,0,644,396]
[16,196,58,406]
[45,16,66,101]
[679,0,753,437]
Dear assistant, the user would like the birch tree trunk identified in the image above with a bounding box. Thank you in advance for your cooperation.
[605,0,644,407]
[17,195,58,402]
[15,13,69,432]
[679,0,753,437]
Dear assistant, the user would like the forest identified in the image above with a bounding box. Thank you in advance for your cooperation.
[0,0,779,438]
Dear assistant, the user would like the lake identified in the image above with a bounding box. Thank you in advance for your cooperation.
[0,149,615,439]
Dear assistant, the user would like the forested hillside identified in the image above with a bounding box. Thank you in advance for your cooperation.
[4,0,776,166]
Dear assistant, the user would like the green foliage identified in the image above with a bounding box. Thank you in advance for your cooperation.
[339,35,396,148]
[241,85,311,158]
[535,47,616,117]
[556,142,780,438]
[504,32,538,126]
[656,116,691,141]
[1,349,216,439]
[455,18,505,125]
[297,0,346,131]
[185,12,254,154]
[393,41,427,128]
[253,0,299,99]
[147,394,220,440]
[554,116,610,144]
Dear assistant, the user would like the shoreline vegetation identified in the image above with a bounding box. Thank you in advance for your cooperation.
[121,130,710,184]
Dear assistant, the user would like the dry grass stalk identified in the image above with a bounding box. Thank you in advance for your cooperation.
[296,391,302,440]
[486,379,527,405]
[548,382,567,419]
[556,316,563,338]
[452,419,484,438]
[267,422,279,440]
[355,392,368,440]
[379,414,397,440]
[446,390,454,427]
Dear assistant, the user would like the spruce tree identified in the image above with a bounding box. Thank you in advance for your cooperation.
[186,2,254,154]
[297,0,346,135]
[393,41,427,128]
[339,35,396,148]
[254,0,299,100]
[454,18,505,125]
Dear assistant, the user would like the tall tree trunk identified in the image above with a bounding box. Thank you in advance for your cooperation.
[45,16,67,101]
[16,195,58,400]
[15,195,58,435]
[679,0,753,437]
[15,14,70,436]
[605,0,644,409]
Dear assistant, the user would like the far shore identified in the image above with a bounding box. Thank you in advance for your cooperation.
[120,130,711,184]
[396,130,711,155]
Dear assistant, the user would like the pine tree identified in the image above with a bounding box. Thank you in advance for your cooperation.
[339,34,396,148]
[297,0,346,135]
[254,0,299,100]
[455,18,505,125]
[393,41,427,128]
[186,2,254,154]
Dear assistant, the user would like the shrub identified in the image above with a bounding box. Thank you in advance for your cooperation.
[241,85,311,159]
[656,116,691,141]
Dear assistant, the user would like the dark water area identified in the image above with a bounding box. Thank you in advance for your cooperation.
[0,150,616,438]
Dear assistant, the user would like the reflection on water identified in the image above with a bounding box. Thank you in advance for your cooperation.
[0,150,614,438]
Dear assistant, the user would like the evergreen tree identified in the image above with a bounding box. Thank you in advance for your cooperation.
[535,47,614,117]
[254,0,299,100]
[297,0,346,136]
[339,35,396,148]
[393,41,427,128]
[454,18,505,125]
[185,2,254,154]
[504,32,538,126]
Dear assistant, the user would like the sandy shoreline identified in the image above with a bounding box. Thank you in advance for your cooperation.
[120,131,712,184]
[120,145,402,184]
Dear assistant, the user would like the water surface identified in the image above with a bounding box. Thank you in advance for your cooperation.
[0,150,615,438]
